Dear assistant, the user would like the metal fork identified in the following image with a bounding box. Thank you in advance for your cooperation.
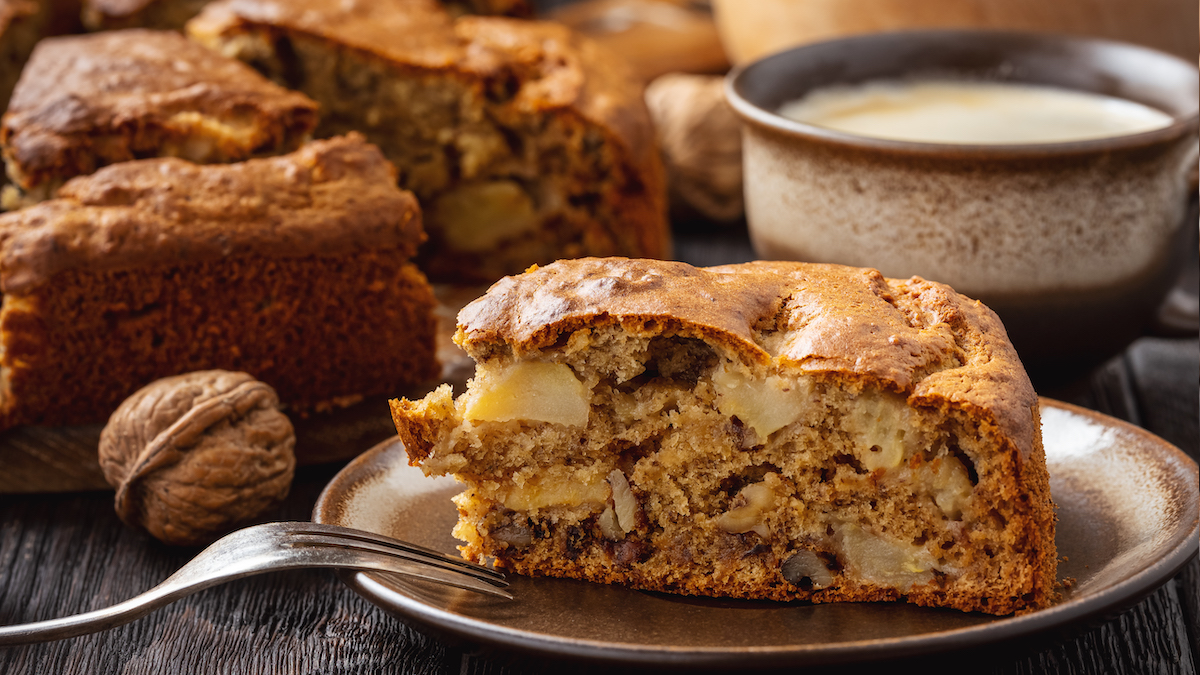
[0,521,510,645]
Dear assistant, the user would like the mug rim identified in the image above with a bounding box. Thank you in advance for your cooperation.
[725,28,1200,158]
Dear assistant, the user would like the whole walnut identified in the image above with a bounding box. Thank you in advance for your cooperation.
[99,370,296,546]
[645,73,744,224]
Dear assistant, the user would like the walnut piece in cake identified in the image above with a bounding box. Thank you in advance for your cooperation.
[188,0,668,282]
[0,134,439,431]
[391,258,1058,615]
[0,28,318,208]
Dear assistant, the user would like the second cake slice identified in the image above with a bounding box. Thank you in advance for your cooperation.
[0,133,438,430]
[188,0,669,281]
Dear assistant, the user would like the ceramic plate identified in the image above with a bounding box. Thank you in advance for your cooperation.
[312,399,1199,667]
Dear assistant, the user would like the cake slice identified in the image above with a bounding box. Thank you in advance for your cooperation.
[390,258,1057,615]
[1,28,318,208]
[0,133,438,431]
[187,0,668,282]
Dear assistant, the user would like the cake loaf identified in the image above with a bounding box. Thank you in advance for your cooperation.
[1,28,318,208]
[188,0,668,281]
[391,258,1057,615]
[0,133,439,431]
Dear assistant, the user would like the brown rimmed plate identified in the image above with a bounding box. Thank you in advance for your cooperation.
[312,399,1199,667]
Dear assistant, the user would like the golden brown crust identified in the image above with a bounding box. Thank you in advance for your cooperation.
[389,383,454,464]
[1,28,318,193]
[456,257,1038,461]
[0,134,423,293]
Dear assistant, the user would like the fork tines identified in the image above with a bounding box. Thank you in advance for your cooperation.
[283,522,510,593]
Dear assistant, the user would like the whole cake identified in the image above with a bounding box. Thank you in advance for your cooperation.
[187,0,669,282]
[391,258,1058,615]
[0,133,439,431]
[0,28,319,208]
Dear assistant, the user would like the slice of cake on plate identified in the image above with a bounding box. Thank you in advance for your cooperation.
[187,0,668,281]
[0,133,438,430]
[390,257,1057,615]
[1,28,318,208]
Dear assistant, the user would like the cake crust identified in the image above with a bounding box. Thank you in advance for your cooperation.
[0,133,423,292]
[455,258,1039,459]
[1,28,318,204]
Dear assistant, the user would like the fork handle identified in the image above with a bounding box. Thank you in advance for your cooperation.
[0,581,193,645]
[0,527,511,645]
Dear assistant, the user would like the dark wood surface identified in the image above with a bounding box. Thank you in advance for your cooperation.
[0,228,1197,674]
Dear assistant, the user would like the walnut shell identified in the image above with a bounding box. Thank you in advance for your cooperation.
[645,73,744,223]
[99,370,296,546]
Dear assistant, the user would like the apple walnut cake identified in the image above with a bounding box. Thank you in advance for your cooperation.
[391,257,1058,615]
[187,0,669,282]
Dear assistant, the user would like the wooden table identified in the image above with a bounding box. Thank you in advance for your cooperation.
[1,227,1197,674]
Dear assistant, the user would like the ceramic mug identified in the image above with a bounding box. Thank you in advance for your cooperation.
[725,30,1199,379]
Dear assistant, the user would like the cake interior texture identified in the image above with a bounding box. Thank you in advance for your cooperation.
[392,258,1057,616]
[188,0,668,281]
[0,250,436,428]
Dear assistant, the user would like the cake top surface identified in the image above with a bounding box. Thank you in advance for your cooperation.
[188,0,656,165]
[0,134,423,292]
[1,27,318,146]
[457,257,1039,455]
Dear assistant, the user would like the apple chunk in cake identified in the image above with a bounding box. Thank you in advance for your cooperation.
[391,258,1057,615]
